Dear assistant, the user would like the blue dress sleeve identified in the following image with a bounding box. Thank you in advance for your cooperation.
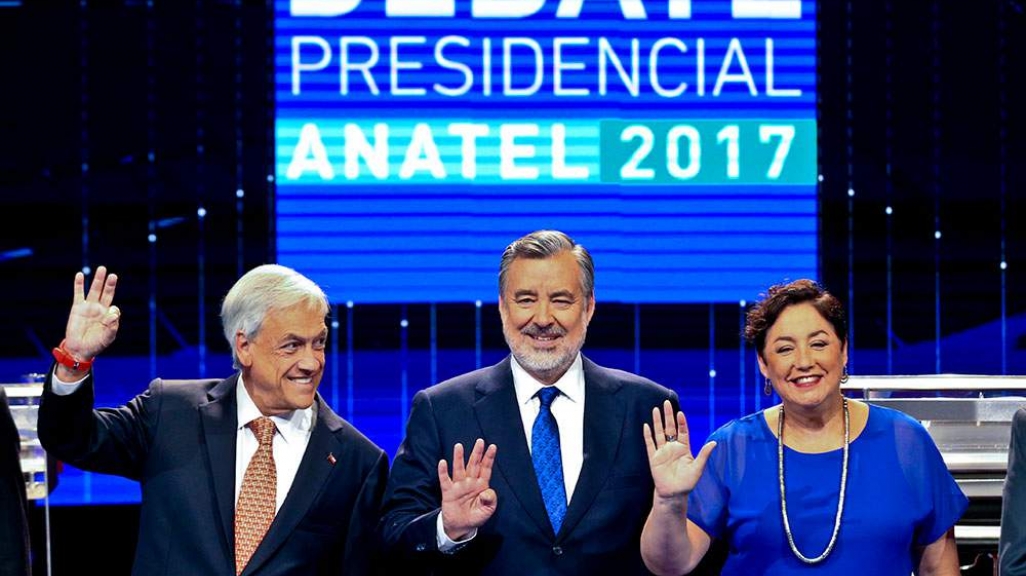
[891,412,969,547]
[686,426,731,539]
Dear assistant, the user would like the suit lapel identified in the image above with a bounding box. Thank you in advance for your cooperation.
[474,358,556,539]
[558,357,625,540]
[242,394,342,576]
[198,375,241,558]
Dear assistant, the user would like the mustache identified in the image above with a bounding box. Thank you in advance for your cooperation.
[521,325,567,338]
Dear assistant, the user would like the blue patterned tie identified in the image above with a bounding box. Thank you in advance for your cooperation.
[532,386,566,534]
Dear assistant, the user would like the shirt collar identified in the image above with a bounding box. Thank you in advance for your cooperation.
[511,353,585,407]
[235,375,315,445]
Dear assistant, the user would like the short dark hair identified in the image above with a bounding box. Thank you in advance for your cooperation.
[744,279,847,356]
[498,230,594,297]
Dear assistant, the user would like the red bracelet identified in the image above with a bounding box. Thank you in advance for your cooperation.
[52,339,94,372]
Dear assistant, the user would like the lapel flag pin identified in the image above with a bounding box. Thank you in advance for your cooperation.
[327,452,337,465]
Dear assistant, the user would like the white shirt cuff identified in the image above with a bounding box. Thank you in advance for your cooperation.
[436,512,476,553]
[50,366,87,396]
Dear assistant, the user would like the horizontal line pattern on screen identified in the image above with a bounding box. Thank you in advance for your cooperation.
[277,190,816,199]
[274,51,816,64]
[276,118,817,185]
[277,271,820,303]
[276,37,814,56]
[278,0,816,107]
[276,74,817,86]
[280,255,813,272]
[275,194,819,303]
[275,105,817,116]
[276,216,817,233]
[278,246,815,255]
[274,1,817,27]
[276,199,814,215]
[276,87,817,104]
[277,23,815,34]
[275,0,818,303]
[276,231,817,241]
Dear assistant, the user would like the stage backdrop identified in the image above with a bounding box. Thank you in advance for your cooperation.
[4,0,1026,518]
[274,0,818,303]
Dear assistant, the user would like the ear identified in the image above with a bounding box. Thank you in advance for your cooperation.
[235,331,254,368]
[584,294,596,325]
[840,340,849,368]
[756,352,769,379]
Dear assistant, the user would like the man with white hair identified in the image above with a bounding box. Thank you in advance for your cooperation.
[39,264,387,576]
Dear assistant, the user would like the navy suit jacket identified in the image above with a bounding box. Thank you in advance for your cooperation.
[38,369,388,576]
[1002,408,1026,576]
[379,356,678,576]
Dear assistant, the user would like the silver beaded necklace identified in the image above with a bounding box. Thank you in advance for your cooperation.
[777,396,849,564]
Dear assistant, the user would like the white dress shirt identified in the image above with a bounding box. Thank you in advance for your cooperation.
[234,377,315,513]
[437,354,587,550]
[510,353,586,502]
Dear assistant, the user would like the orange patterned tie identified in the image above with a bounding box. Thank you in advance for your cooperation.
[235,417,277,575]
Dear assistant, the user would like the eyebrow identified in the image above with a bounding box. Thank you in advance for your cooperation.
[771,329,829,344]
[511,289,577,299]
[278,330,328,343]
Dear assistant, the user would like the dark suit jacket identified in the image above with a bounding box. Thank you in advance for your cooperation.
[379,356,678,576]
[0,387,31,576]
[1002,407,1026,576]
[37,369,388,576]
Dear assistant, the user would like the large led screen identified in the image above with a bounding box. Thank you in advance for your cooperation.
[275,0,817,303]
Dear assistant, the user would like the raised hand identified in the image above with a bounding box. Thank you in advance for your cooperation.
[643,400,716,501]
[64,266,121,361]
[437,439,498,541]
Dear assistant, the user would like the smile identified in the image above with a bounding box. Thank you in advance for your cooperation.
[790,375,822,387]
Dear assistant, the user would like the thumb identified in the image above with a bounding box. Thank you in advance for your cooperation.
[101,305,122,328]
[692,441,717,473]
[478,488,497,508]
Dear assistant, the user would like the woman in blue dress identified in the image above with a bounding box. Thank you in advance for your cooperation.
[639,279,968,575]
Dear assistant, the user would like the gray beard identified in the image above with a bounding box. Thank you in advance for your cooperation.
[504,328,586,382]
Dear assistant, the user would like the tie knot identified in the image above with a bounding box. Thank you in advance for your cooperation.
[249,417,276,447]
[536,387,560,409]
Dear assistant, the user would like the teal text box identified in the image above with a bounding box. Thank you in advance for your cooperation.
[600,119,816,185]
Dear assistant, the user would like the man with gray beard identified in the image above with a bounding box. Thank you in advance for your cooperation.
[379,230,680,576]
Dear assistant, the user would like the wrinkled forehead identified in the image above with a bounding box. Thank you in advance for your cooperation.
[505,253,584,292]
[258,301,329,334]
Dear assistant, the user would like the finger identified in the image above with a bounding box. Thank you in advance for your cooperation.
[73,272,86,304]
[642,423,656,460]
[662,400,676,440]
[651,406,665,449]
[451,443,466,481]
[437,459,453,492]
[466,438,485,479]
[692,441,717,475]
[479,444,497,485]
[676,408,694,454]
[100,305,122,328]
[86,266,107,302]
[676,410,689,441]
[99,272,118,307]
